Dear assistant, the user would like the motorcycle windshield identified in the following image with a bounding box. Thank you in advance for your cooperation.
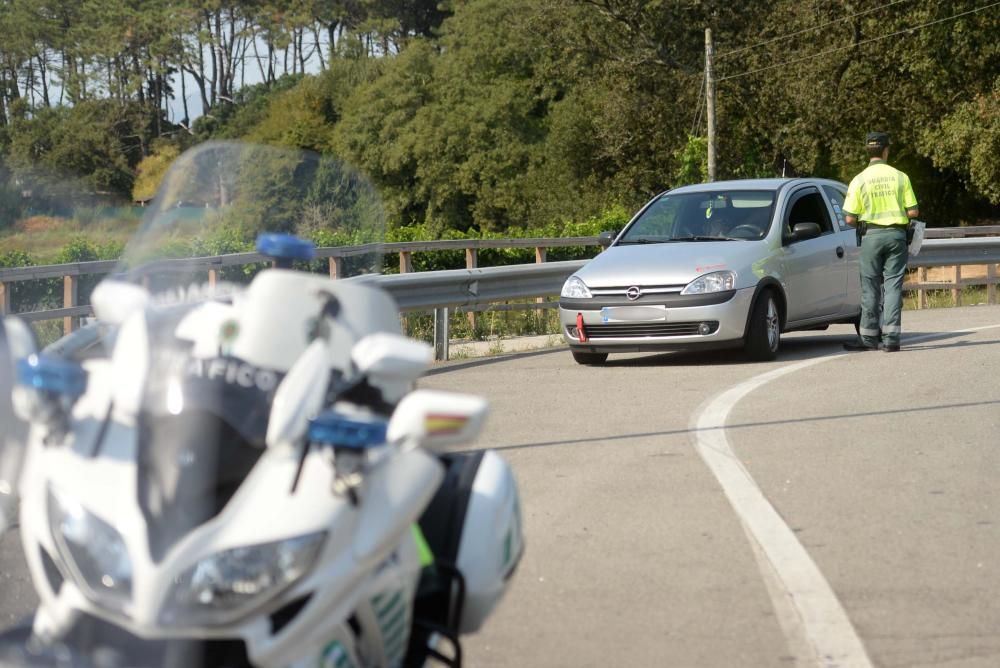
[115,141,386,288]
[113,142,387,557]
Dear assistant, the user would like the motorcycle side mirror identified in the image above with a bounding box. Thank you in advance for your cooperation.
[1,317,38,424]
[351,333,432,405]
[91,279,150,326]
[0,317,36,518]
[266,339,331,449]
[386,389,488,450]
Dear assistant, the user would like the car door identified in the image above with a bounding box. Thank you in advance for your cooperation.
[778,186,848,323]
[822,184,862,317]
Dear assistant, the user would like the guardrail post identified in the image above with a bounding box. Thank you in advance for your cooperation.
[917,267,927,309]
[988,264,997,305]
[535,247,547,306]
[952,265,961,306]
[0,281,8,315]
[329,257,343,280]
[400,251,413,274]
[465,249,478,333]
[63,275,78,336]
[433,307,449,361]
[208,268,218,288]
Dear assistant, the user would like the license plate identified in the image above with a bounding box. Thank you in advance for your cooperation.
[601,306,667,322]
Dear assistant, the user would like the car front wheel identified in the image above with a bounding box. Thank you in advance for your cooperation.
[571,350,608,366]
[743,290,780,361]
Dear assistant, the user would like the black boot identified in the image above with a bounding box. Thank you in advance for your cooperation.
[843,339,879,352]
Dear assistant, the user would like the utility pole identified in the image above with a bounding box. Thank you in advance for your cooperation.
[705,28,717,182]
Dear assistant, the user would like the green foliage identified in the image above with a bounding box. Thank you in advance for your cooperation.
[6,100,143,204]
[194,75,308,141]
[133,142,182,203]
[55,237,125,304]
[0,249,59,314]
[924,81,1000,205]
[247,77,338,153]
[674,135,708,186]
[0,0,998,245]
[0,182,23,230]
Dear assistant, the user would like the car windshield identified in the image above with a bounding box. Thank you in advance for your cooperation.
[618,190,776,243]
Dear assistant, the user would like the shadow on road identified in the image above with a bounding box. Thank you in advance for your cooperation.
[427,327,998,375]
[423,347,563,376]
[473,397,1000,454]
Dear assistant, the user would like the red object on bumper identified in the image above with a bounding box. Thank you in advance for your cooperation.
[576,312,588,342]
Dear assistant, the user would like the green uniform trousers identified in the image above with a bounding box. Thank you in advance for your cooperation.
[859,225,908,348]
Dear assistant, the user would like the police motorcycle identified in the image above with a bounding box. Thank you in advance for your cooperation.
[0,142,524,667]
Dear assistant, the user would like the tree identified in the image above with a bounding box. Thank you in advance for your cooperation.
[6,99,144,203]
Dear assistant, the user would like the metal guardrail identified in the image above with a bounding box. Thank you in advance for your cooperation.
[924,225,1000,238]
[374,260,586,311]
[0,237,599,336]
[4,236,1000,358]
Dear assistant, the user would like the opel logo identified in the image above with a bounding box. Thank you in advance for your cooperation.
[625,286,642,301]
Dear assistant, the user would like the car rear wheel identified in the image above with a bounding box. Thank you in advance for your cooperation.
[744,290,780,361]
[571,350,608,366]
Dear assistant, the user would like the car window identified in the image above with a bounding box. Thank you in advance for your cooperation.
[784,188,834,242]
[620,190,775,242]
[822,185,850,230]
[626,196,679,238]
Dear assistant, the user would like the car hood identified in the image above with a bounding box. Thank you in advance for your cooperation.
[576,241,767,288]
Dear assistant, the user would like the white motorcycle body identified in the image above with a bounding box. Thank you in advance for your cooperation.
[1,269,523,667]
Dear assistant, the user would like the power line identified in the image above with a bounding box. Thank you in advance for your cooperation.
[717,0,920,60]
[691,78,706,136]
[716,1,1000,82]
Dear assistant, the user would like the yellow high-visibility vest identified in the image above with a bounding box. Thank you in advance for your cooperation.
[843,160,918,226]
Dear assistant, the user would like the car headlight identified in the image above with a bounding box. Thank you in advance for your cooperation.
[48,488,132,613]
[160,532,326,627]
[681,271,736,295]
[561,276,592,299]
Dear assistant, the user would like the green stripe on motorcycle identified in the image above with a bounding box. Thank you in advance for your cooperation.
[412,524,434,567]
[375,591,402,619]
[381,606,408,640]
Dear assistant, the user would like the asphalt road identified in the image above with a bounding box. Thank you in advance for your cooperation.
[3,305,1000,667]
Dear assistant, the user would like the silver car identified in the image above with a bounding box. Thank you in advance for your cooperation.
[559,178,861,364]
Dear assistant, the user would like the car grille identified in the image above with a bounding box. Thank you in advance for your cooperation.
[584,321,719,338]
[590,284,684,298]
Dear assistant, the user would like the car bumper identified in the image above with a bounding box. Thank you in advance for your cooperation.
[558,287,755,353]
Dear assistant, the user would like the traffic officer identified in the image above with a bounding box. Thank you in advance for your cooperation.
[842,131,919,352]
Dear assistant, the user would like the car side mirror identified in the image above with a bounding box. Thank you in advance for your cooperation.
[598,230,619,249]
[790,222,822,241]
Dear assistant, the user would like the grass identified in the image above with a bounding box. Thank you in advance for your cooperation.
[404,301,562,346]
[30,321,64,349]
[904,286,991,310]
[0,212,140,263]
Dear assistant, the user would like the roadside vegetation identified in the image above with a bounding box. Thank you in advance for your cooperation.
[0,0,996,343]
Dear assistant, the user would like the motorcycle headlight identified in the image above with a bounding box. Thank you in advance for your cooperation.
[160,532,326,627]
[681,271,736,295]
[48,488,132,613]
[561,276,592,299]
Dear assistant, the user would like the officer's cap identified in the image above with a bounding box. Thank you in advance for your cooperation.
[865,132,891,149]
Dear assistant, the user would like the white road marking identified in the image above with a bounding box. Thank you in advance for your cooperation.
[689,324,1000,667]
